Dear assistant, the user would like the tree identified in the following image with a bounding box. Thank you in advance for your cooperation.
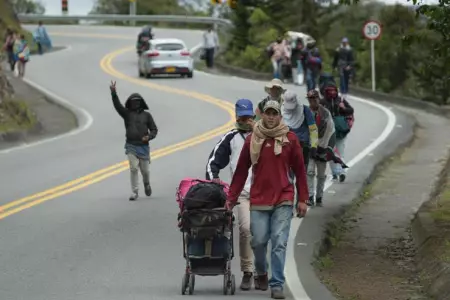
[91,0,185,15]
[11,0,45,14]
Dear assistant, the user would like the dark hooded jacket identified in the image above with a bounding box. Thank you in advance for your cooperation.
[111,91,158,145]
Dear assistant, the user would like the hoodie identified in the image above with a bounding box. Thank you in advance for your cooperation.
[111,91,158,145]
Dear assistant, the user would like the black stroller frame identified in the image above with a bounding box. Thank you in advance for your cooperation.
[179,208,236,295]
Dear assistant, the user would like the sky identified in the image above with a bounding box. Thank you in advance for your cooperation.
[39,0,439,16]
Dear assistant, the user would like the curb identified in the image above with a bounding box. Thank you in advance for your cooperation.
[411,150,450,300]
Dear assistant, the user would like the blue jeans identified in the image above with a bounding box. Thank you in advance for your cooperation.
[306,69,316,91]
[330,136,347,176]
[250,205,293,289]
[339,69,351,94]
[272,59,282,79]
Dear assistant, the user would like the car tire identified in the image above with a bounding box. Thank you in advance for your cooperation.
[138,69,144,78]
[187,71,193,78]
[145,72,152,79]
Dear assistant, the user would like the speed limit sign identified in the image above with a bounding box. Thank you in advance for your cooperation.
[362,20,382,40]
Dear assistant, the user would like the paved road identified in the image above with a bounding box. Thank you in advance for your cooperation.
[0,25,392,300]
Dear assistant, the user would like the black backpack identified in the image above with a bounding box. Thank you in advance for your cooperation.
[183,182,227,210]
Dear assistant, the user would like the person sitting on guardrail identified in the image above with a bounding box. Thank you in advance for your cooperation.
[205,98,256,291]
[254,78,285,121]
[109,81,158,201]
[332,37,354,100]
[226,100,308,299]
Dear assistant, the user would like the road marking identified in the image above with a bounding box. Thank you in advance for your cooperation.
[6,31,400,299]
[286,95,397,300]
[0,45,93,155]
[0,46,235,220]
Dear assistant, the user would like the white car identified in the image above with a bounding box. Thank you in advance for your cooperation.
[138,38,194,79]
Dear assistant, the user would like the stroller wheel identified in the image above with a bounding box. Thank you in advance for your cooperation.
[229,274,236,295]
[181,274,189,295]
[223,275,228,295]
[188,274,195,295]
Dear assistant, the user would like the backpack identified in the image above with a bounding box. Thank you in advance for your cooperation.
[176,177,229,211]
[333,98,355,139]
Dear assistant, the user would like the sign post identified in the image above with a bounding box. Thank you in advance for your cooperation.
[362,20,382,91]
[129,0,136,26]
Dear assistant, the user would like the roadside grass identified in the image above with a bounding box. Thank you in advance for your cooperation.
[0,98,36,133]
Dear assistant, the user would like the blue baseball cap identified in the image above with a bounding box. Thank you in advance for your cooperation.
[235,99,254,117]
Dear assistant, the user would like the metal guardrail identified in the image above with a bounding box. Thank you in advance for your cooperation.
[17,14,233,27]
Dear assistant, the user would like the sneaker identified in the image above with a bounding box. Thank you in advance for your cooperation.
[271,288,286,299]
[254,273,268,291]
[316,197,323,207]
[240,272,252,290]
[332,174,338,181]
[306,196,314,207]
[129,192,138,201]
[339,174,346,183]
[144,184,152,197]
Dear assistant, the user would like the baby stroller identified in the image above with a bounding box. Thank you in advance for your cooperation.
[176,177,237,295]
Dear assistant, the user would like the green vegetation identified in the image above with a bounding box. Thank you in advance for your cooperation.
[0,0,42,53]
[222,0,450,105]
[0,98,36,133]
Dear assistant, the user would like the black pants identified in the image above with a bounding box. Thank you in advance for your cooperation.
[300,142,310,170]
[6,50,15,71]
[205,47,215,68]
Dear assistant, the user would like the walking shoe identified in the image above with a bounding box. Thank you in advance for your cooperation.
[271,288,286,299]
[129,192,138,201]
[144,184,152,197]
[332,174,338,181]
[339,174,346,183]
[306,196,314,207]
[254,273,268,291]
[240,272,252,290]
[316,197,323,207]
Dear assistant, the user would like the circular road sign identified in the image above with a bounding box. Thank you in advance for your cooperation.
[362,20,382,40]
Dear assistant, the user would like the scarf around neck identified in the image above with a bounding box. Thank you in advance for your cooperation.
[282,103,305,129]
[250,120,290,165]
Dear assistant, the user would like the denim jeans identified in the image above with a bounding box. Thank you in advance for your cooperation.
[272,59,282,79]
[339,69,351,94]
[306,69,316,91]
[330,137,347,176]
[250,205,293,289]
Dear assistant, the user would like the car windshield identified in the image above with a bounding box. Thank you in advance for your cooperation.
[153,43,184,51]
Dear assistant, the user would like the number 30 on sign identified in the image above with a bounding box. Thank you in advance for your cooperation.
[362,20,382,40]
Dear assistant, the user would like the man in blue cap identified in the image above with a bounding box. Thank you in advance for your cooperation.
[332,37,354,99]
[205,98,255,291]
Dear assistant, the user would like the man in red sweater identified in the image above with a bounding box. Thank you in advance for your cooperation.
[227,100,308,299]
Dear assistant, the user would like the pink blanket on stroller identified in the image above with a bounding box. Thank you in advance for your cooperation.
[176,177,230,211]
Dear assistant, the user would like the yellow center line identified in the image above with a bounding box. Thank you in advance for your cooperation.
[0,42,235,220]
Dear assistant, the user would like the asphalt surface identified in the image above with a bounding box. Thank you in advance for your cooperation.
[0,25,395,300]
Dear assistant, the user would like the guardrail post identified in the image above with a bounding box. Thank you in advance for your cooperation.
[129,0,137,26]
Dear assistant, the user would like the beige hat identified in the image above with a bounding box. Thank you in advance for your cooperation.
[264,78,285,94]
[263,100,281,113]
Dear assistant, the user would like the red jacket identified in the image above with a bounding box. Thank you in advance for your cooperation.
[228,131,309,209]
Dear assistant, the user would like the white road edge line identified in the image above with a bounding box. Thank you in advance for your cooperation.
[192,47,398,299]
[0,45,93,155]
[286,95,397,299]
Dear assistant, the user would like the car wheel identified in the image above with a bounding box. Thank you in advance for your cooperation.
[145,72,152,79]
[138,69,144,78]
[187,71,193,78]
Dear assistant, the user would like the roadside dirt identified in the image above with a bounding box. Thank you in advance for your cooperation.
[314,108,450,300]
[0,65,77,150]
